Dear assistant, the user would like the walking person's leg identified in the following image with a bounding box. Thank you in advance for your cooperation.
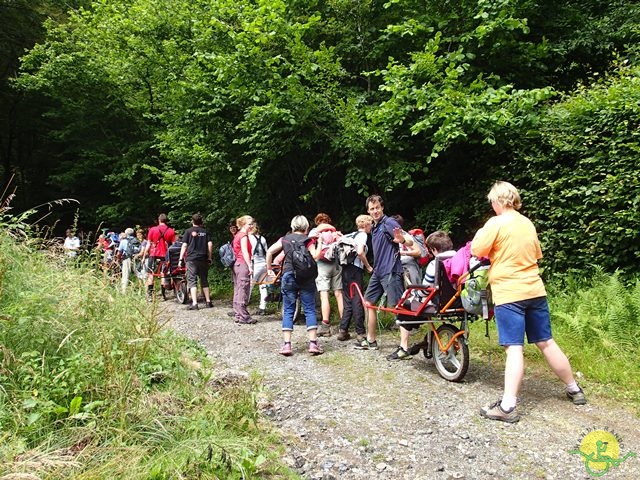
[299,283,322,354]
[235,262,253,323]
[121,257,131,293]
[186,261,199,309]
[527,297,586,404]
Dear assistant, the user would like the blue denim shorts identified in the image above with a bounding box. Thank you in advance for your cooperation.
[364,271,403,307]
[494,296,553,346]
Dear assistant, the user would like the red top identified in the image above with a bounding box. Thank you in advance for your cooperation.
[232,230,252,264]
[147,224,176,257]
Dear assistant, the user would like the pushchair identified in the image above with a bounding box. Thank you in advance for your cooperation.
[352,252,492,382]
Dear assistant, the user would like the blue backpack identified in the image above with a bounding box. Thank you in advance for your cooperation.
[219,242,235,267]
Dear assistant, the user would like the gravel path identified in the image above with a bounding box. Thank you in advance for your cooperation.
[163,299,640,479]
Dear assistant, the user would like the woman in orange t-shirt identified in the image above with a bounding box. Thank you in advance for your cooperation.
[471,181,586,423]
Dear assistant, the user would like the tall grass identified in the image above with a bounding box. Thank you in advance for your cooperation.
[470,268,640,412]
[0,235,294,479]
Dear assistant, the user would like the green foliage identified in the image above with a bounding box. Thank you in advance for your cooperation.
[0,233,291,478]
[10,0,640,276]
[511,59,640,277]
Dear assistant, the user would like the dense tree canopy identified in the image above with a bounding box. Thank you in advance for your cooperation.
[3,0,639,275]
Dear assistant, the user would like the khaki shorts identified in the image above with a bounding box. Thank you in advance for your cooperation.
[315,260,342,292]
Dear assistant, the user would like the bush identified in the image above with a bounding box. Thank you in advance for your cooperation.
[0,234,292,479]
[512,60,640,278]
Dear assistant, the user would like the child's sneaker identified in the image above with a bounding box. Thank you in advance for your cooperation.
[308,341,324,356]
[566,387,587,405]
[479,400,520,423]
[279,342,293,357]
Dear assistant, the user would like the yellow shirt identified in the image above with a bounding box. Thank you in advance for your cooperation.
[471,210,546,305]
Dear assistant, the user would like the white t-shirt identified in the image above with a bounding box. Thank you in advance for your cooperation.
[352,231,369,270]
[248,234,268,262]
[63,236,80,257]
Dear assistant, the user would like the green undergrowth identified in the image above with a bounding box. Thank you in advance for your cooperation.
[0,235,295,479]
[468,270,640,414]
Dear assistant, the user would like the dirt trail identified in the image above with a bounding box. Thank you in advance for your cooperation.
[163,301,640,479]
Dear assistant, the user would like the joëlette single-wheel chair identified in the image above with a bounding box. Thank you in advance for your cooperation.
[351,253,492,382]
[146,242,189,304]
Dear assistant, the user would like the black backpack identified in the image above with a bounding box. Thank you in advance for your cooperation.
[284,236,317,282]
[123,235,141,259]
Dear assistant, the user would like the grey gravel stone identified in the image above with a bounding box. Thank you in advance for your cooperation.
[164,301,640,480]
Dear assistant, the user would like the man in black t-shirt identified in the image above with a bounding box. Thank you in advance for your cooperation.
[179,213,214,310]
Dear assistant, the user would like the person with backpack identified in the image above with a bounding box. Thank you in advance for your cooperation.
[232,215,256,325]
[308,213,343,337]
[143,213,177,302]
[248,222,269,315]
[178,213,214,310]
[266,215,323,356]
[472,181,586,423]
[336,215,374,342]
[118,227,140,293]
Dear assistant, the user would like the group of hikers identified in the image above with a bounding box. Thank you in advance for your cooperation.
[62,181,587,423]
[225,183,587,423]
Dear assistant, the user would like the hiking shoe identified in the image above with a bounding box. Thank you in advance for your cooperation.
[354,339,378,350]
[567,387,587,405]
[479,400,520,423]
[386,346,412,361]
[205,301,214,308]
[317,322,332,337]
[336,329,351,341]
[308,341,324,356]
[237,318,257,325]
[279,342,293,356]
[187,304,199,311]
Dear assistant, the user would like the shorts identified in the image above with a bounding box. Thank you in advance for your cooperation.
[145,256,165,274]
[186,259,209,289]
[494,296,553,346]
[364,271,403,308]
[315,260,342,291]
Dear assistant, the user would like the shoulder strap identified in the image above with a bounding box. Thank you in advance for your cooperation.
[254,235,265,256]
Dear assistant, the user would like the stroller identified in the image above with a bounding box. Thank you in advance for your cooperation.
[352,251,492,382]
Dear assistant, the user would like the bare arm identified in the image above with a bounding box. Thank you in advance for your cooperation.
[266,239,283,274]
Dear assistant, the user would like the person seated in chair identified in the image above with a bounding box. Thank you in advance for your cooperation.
[422,230,455,287]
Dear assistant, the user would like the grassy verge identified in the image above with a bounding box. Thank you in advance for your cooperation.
[0,235,295,479]
[467,270,640,413]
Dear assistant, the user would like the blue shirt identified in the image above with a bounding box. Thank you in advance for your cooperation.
[371,215,402,276]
